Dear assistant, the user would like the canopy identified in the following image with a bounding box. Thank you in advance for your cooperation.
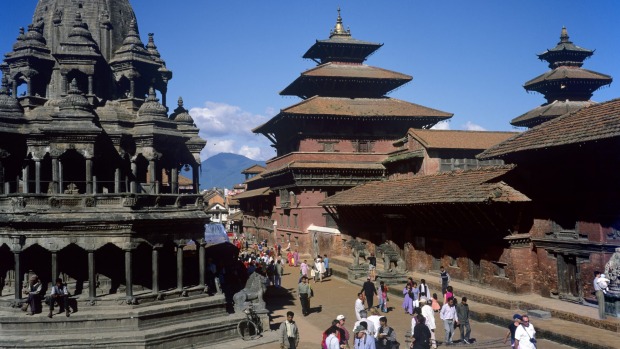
[204,223,229,246]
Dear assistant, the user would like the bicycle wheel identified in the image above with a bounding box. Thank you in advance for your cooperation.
[237,320,260,340]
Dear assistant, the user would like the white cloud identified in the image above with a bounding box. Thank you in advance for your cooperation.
[462,121,486,131]
[189,101,275,161]
[431,121,451,130]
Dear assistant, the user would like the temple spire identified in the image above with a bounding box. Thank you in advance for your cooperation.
[559,26,570,44]
[329,8,351,38]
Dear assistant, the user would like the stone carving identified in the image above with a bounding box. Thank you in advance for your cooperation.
[48,197,61,208]
[346,238,369,267]
[64,183,79,194]
[376,242,406,273]
[604,247,620,295]
[233,272,267,313]
[84,197,96,207]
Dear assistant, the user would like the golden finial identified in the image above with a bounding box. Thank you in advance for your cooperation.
[560,26,569,43]
[329,7,351,38]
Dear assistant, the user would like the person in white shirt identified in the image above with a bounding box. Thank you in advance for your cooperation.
[593,271,606,319]
[324,325,340,349]
[355,292,365,321]
[354,310,377,338]
[366,308,383,339]
[47,277,70,318]
[420,298,437,349]
[439,297,458,345]
[514,315,536,349]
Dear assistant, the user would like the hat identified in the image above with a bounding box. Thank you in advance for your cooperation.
[513,314,522,321]
[419,297,427,303]
[353,325,366,333]
[336,315,346,321]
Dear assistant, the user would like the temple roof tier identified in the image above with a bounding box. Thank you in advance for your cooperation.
[406,129,519,150]
[524,66,612,102]
[303,9,382,64]
[320,165,528,207]
[538,27,594,68]
[280,62,412,98]
[480,98,620,160]
[510,100,595,128]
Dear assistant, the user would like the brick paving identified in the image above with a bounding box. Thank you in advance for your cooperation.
[207,256,619,349]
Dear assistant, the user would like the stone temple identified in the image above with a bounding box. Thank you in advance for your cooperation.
[0,1,241,347]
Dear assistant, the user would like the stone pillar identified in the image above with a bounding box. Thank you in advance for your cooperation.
[85,158,93,194]
[13,251,21,301]
[58,161,63,193]
[129,79,135,98]
[88,75,94,95]
[176,242,185,290]
[114,167,121,193]
[171,167,178,194]
[192,164,199,194]
[151,244,161,294]
[0,161,4,195]
[12,80,17,98]
[35,160,41,194]
[125,248,134,300]
[148,159,156,190]
[50,250,58,282]
[51,157,59,194]
[130,160,137,193]
[199,241,206,287]
[22,162,29,193]
[88,250,96,302]
[61,74,68,96]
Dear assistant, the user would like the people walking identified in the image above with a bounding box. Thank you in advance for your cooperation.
[274,259,284,288]
[376,316,397,349]
[420,298,437,349]
[323,254,330,277]
[324,325,340,349]
[278,311,300,349]
[456,297,471,344]
[354,324,377,349]
[402,284,414,315]
[439,266,450,295]
[362,277,377,309]
[439,297,458,345]
[297,276,311,316]
[418,279,429,300]
[514,315,536,349]
[354,309,377,338]
[336,314,351,347]
[300,260,309,279]
[411,315,432,349]
[503,313,522,348]
[355,292,366,321]
[378,281,389,313]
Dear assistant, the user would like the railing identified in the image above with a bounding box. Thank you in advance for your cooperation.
[0,193,204,211]
[243,215,274,230]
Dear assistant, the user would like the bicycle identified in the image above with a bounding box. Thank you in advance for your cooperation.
[237,304,263,341]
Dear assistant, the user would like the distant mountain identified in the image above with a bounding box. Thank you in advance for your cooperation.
[197,153,265,190]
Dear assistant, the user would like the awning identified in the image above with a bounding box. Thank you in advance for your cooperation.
[233,187,272,200]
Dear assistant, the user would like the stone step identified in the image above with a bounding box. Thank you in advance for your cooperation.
[0,312,244,349]
[0,294,229,335]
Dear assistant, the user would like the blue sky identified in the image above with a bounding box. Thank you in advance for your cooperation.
[1,1,618,161]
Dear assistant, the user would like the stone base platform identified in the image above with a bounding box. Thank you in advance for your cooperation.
[0,292,243,348]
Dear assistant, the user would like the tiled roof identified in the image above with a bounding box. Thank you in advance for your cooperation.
[261,161,385,178]
[283,96,451,118]
[303,63,412,80]
[280,63,412,96]
[479,98,620,159]
[241,164,266,174]
[320,165,528,206]
[524,66,612,88]
[229,211,244,220]
[408,129,519,150]
[510,100,595,127]
[233,187,272,200]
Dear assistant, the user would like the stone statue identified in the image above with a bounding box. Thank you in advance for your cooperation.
[604,247,620,295]
[233,272,267,313]
[376,242,406,273]
[346,238,369,266]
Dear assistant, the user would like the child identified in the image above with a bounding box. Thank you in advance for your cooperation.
[431,293,440,312]
[378,281,389,312]
[598,274,611,294]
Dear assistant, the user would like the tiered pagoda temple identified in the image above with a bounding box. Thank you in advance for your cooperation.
[0,1,241,347]
[242,9,452,254]
[511,27,612,128]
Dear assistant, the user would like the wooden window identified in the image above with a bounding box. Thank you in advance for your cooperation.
[293,214,298,228]
[323,213,337,228]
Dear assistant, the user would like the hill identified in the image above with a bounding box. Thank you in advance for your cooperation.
[197,153,265,190]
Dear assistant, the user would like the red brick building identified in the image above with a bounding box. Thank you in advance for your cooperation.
[238,10,451,254]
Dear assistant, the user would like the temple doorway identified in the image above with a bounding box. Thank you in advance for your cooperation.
[557,254,580,301]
